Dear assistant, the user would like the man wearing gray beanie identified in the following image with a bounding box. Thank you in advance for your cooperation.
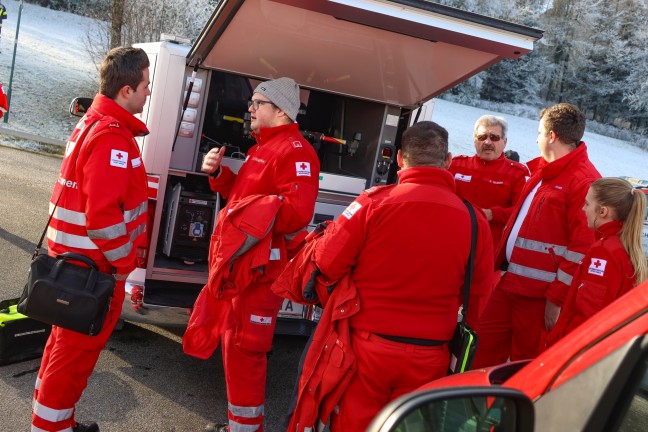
[201,77,320,432]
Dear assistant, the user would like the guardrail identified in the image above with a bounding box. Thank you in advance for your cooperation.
[0,125,66,147]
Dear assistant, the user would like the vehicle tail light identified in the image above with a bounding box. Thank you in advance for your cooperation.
[136,246,147,268]
[137,197,157,269]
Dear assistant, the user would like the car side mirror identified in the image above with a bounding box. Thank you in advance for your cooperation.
[69,97,93,117]
[366,386,535,432]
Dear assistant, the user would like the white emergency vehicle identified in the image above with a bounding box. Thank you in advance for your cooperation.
[76,0,543,335]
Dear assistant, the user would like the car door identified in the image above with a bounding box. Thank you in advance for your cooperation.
[532,318,648,431]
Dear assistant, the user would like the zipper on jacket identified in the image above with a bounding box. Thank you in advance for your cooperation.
[534,196,545,222]
[548,246,559,267]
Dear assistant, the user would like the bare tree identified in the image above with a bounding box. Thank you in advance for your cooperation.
[110,0,124,48]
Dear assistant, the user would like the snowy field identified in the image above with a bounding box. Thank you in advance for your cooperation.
[0,0,98,141]
[432,99,648,180]
[0,0,646,180]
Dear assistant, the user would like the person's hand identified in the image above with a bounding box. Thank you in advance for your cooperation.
[115,273,129,281]
[544,299,561,331]
[201,146,226,176]
[483,208,493,221]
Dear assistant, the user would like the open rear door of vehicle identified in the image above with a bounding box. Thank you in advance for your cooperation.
[187,0,543,108]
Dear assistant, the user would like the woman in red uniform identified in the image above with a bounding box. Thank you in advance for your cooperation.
[547,177,647,347]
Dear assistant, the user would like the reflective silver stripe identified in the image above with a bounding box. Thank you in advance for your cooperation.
[508,263,556,283]
[35,377,42,390]
[228,402,264,418]
[317,420,326,432]
[130,222,146,241]
[515,238,567,256]
[50,204,86,226]
[557,269,573,286]
[565,250,585,264]
[87,222,127,240]
[32,400,74,422]
[269,248,281,261]
[229,420,261,432]
[47,227,98,250]
[124,201,147,223]
[103,241,132,262]
[32,426,72,432]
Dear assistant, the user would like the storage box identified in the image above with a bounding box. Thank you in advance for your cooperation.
[0,298,51,366]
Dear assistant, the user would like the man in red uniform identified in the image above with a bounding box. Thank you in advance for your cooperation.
[32,47,151,432]
[0,81,8,119]
[201,77,320,432]
[449,115,529,248]
[473,103,601,368]
[309,121,494,431]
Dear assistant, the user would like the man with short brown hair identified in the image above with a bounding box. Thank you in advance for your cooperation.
[32,46,151,432]
[473,103,601,368]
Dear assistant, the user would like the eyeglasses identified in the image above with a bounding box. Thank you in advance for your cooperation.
[248,99,276,110]
[475,133,502,142]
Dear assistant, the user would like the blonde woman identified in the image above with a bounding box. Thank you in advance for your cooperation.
[547,177,647,347]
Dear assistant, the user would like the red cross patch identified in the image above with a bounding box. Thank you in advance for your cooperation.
[110,149,128,168]
[295,161,311,177]
[588,258,607,276]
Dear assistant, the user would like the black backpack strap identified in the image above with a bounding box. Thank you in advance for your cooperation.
[33,120,99,259]
[461,200,478,325]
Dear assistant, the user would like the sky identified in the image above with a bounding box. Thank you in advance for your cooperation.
[0,0,647,181]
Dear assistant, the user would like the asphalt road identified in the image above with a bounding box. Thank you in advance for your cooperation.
[0,145,307,431]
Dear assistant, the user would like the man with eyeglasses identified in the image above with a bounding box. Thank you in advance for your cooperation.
[200,77,320,432]
[449,115,530,249]
[473,103,601,369]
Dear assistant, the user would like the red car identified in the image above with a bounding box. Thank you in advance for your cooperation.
[368,278,648,431]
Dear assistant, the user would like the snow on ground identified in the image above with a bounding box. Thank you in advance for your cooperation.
[0,0,98,141]
[0,0,646,181]
[432,99,648,180]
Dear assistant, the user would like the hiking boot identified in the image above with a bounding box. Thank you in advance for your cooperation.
[73,422,99,432]
[205,423,228,432]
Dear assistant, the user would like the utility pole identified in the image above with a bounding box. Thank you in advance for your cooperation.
[4,0,23,123]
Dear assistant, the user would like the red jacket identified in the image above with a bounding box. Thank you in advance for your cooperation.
[546,221,636,346]
[449,153,529,246]
[209,123,319,279]
[314,166,494,341]
[496,143,601,305]
[0,83,7,117]
[272,234,358,432]
[183,195,283,359]
[47,94,149,274]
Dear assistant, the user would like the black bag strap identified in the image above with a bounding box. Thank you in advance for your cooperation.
[461,200,478,326]
[33,120,99,259]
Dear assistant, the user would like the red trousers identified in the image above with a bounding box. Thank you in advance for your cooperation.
[32,281,125,431]
[472,283,547,369]
[222,281,283,432]
[331,331,449,432]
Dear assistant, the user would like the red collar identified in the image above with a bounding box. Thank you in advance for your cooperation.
[527,142,589,179]
[397,166,456,192]
[595,220,623,240]
[90,94,149,137]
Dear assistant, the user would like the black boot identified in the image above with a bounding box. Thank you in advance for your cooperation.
[73,422,99,432]
[204,423,228,432]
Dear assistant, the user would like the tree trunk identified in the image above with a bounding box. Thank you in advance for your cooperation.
[110,0,125,49]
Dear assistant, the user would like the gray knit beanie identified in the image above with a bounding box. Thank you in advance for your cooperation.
[253,77,300,121]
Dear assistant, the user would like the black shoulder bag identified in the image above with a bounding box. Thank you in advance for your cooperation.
[447,201,479,374]
[18,121,116,336]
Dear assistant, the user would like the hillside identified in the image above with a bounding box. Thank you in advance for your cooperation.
[0,0,647,180]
